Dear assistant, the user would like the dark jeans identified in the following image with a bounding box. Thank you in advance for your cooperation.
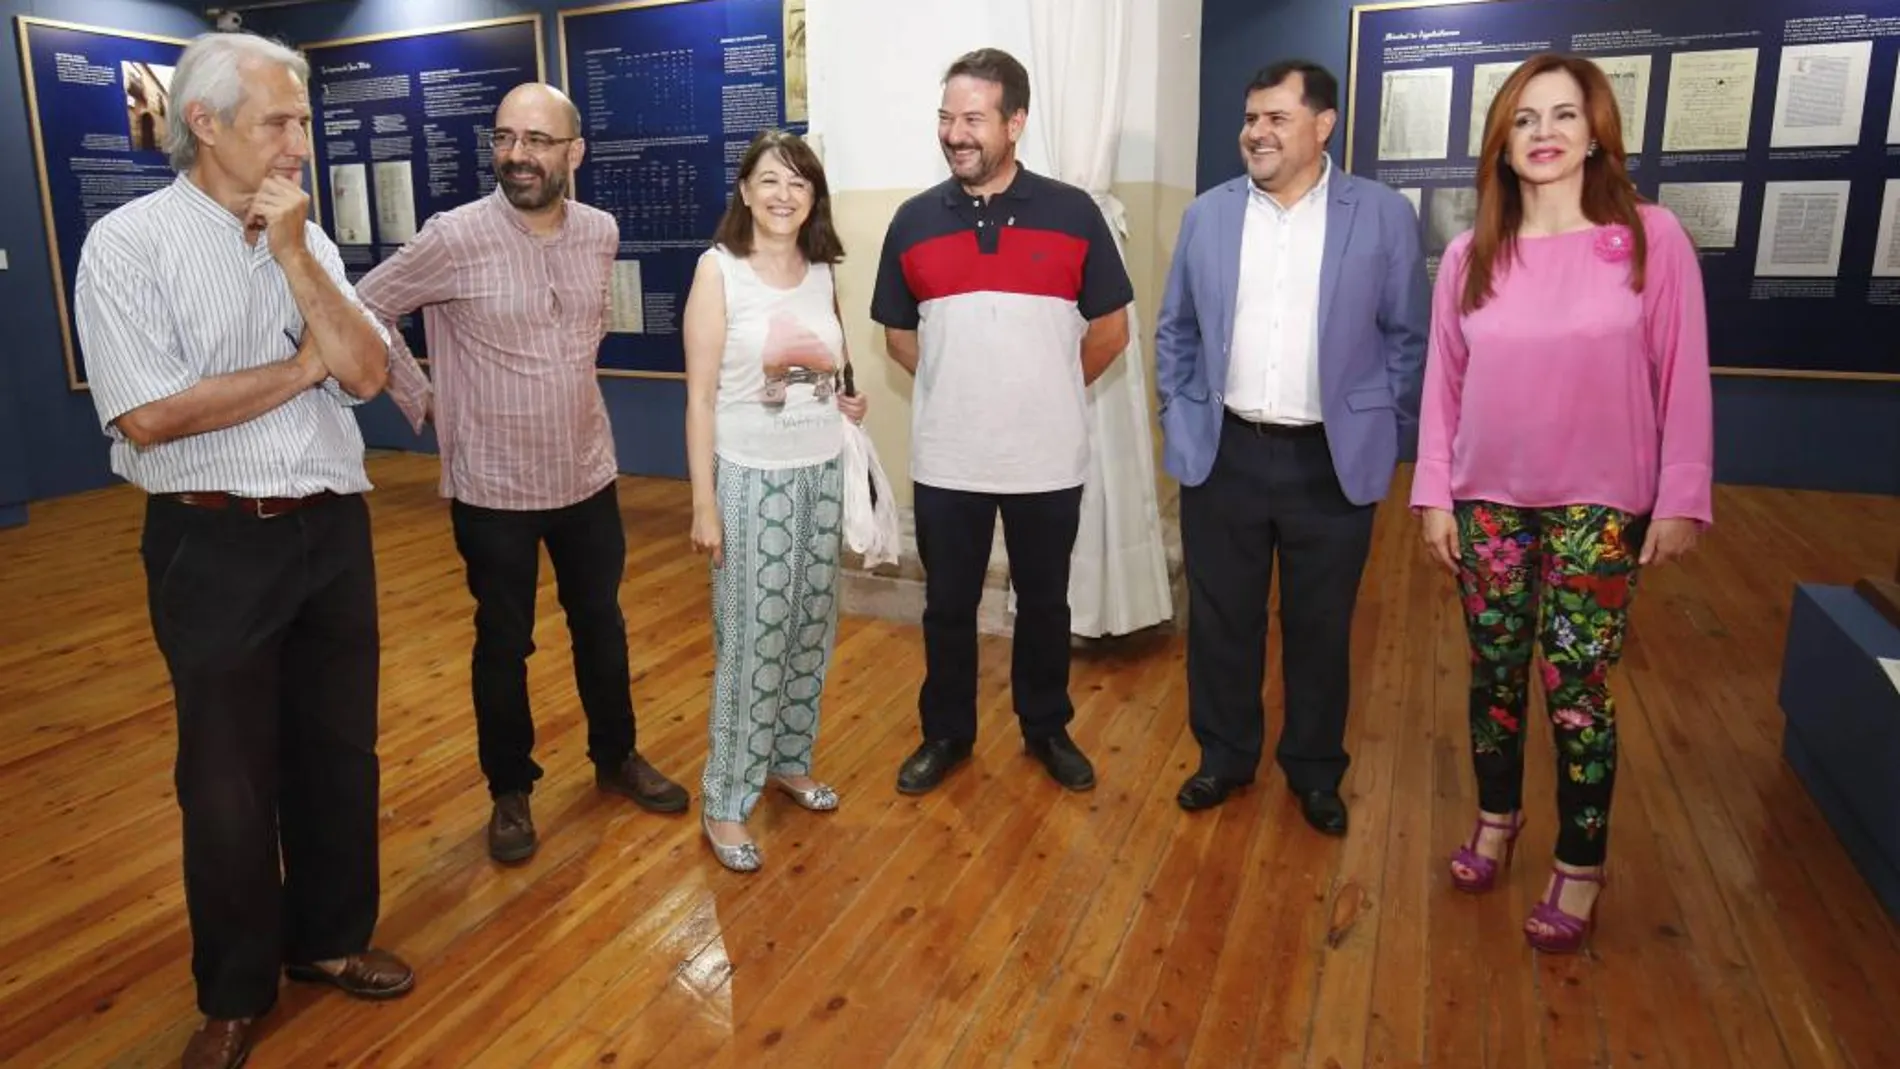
[449,481,636,797]
[140,492,382,1019]
[1180,415,1376,793]
[912,481,1084,743]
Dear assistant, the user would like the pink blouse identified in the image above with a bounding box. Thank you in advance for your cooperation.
[1411,203,1714,525]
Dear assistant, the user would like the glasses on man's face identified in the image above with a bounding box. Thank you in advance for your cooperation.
[489,130,577,153]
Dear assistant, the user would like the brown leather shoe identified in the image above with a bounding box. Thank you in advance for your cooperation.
[181,1017,252,1069]
[596,752,689,813]
[284,948,415,999]
[487,792,536,862]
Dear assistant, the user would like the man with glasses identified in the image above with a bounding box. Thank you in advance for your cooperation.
[355,82,688,864]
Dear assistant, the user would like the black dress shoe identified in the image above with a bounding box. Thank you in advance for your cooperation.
[1025,732,1095,791]
[896,738,974,795]
[1295,788,1349,836]
[1176,772,1248,811]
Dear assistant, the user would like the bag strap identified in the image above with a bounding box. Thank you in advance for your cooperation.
[831,268,855,396]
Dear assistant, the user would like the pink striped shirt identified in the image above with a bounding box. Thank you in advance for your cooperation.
[356,190,619,511]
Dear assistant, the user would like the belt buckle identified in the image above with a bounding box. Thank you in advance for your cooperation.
[251,497,292,519]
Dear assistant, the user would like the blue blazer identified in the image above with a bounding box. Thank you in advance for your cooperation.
[1154,170,1429,505]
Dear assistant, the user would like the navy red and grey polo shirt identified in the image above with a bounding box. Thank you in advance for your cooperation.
[870,166,1133,494]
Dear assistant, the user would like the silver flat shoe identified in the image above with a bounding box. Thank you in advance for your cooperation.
[770,776,839,812]
[702,813,761,872]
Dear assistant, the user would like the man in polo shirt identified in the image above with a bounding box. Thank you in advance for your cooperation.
[871,47,1133,796]
[73,32,411,1069]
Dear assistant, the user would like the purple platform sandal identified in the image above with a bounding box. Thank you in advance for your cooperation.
[1525,866,1606,953]
[1449,811,1524,893]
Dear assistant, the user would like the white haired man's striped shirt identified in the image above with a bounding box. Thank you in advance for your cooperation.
[74,174,388,497]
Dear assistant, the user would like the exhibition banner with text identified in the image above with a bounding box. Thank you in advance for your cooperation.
[561,0,809,378]
[1348,0,1900,379]
[16,18,189,390]
[306,16,547,362]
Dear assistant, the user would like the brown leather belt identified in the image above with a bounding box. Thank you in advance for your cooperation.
[166,490,337,519]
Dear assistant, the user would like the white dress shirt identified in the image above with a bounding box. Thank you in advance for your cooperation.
[1224,159,1331,426]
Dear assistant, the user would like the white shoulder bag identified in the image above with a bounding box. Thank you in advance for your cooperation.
[838,360,900,568]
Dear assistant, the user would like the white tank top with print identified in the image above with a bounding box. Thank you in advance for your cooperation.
[707,244,846,470]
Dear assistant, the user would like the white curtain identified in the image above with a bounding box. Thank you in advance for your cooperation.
[1022,0,1173,637]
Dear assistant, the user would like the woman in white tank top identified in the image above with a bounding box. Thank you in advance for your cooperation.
[682,130,867,872]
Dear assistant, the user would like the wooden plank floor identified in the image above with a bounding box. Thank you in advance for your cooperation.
[2,451,1898,1068]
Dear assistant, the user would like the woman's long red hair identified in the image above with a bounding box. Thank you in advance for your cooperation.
[1462,53,1648,314]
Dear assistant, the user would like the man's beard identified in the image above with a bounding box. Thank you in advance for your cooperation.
[942,140,1000,185]
[499,163,567,210]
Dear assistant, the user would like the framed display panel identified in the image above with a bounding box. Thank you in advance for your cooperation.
[15,17,191,390]
[1346,0,1900,381]
[304,15,547,365]
[560,0,810,379]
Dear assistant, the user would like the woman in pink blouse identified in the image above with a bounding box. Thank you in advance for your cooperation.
[1411,53,1713,953]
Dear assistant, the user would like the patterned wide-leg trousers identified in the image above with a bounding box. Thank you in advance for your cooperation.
[702,455,843,823]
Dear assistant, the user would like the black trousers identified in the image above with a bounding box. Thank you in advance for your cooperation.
[449,481,636,797]
[1180,415,1376,792]
[913,482,1084,743]
[140,492,382,1020]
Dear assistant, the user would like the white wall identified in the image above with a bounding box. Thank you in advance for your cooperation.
[808,0,1042,193]
[1155,0,1204,191]
[807,0,1200,194]
[1116,0,1161,184]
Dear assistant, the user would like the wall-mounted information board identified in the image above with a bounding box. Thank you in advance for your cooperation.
[561,0,809,377]
[1347,0,1900,379]
[16,17,189,389]
[306,16,547,360]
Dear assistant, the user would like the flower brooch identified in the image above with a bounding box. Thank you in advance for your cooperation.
[1593,225,1633,263]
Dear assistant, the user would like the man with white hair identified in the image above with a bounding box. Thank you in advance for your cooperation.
[73,31,411,1069]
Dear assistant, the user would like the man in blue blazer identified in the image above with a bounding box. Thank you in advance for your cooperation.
[1155,60,1427,831]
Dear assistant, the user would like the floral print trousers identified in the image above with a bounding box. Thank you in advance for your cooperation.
[1456,502,1646,866]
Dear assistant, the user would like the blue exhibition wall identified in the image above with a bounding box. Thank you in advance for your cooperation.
[307,17,544,258]
[561,0,806,376]
[240,0,681,478]
[17,18,188,390]
[1199,0,1900,496]
[240,0,805,480]
[303,13,546,371]
[0,0,211,525]
[0,0,735,529]
[4,0,1892,527]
